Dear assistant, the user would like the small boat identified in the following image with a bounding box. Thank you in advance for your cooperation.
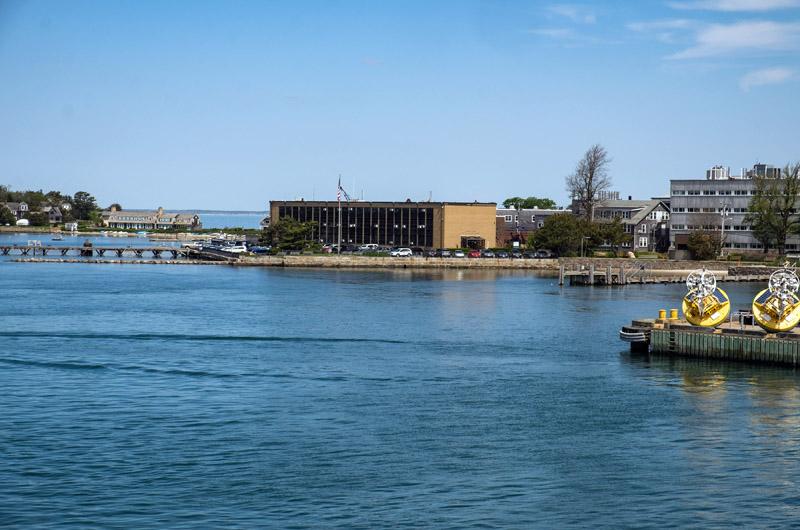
[136,231,148,237]
[51,234,64,241]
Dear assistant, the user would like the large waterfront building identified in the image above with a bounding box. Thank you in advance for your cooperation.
[669,163,792,255]
[101,206,202,230]
[269,200,497,248]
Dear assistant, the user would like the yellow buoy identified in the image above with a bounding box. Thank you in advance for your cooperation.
[752,268,800,332]
[682,269,730,327]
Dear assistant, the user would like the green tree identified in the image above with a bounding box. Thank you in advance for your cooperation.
[532,213,586,256]
[0,205,16,225]
[745,174,778,253]
[687,231,721,260]
[746,162,800,255]
[72,191,98,220]
[27,211,50,227]
[502,196,557,209]
[260,217,319,251]
[108,203,122,210]
[599,217,631,256]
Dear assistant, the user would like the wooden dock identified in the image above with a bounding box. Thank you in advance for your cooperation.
[0,245,191,258]
[621,317,800,367]
[560,262,773,286]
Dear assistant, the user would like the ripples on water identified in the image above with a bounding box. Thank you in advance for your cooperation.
[1,262,800,528]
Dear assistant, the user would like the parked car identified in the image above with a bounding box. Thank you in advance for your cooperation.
[467,249,481,258]
[411,247,425,256]
[534,249,552,259]
[522,250,537,259]
[359,243,379,252]
[249,245,271,254]
[511,250,523,259]
[480,249,495,258]
[424,249,437,257]
[435,249,452,258]
[453,249,465,258]
[222,244,248,254]
[390,247,413,257]
[495,250,509,258]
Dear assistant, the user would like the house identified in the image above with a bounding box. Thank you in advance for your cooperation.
[592,198,671,252]
[41,206,63,224]
[495,207,568,247]
[1,202,28,220]
[101,206,202,230]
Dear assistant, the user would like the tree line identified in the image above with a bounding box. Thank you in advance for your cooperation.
[0,185,99,225]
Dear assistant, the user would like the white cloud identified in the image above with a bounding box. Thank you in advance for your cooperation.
[548,4,596,24]
[669,0,800,11]
[669,20,800,59]
[627,19,696,43]
[530,28,577,39]
[739,67,794,90]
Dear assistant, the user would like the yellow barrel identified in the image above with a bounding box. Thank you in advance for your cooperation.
[670,309,678,320]
[658,309,666,320]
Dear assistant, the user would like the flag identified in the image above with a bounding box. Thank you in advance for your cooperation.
[337,175,351,202]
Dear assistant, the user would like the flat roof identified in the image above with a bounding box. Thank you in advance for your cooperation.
[271,200,496,207]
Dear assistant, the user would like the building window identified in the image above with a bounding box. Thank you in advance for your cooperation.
[639,224,648,233]
[687,190,700,195]
[531,215,536,222]
[703,190,717,195]
[504,215,512,222]
[671,224,685,230]
[639,237,648,247]
[673,190,686,195]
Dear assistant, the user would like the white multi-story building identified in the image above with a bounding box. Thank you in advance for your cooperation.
[670,163,791,256]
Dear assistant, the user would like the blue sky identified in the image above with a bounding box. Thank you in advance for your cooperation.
[1,0,799,210]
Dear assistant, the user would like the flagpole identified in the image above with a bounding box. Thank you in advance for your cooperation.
[337,175,342,255]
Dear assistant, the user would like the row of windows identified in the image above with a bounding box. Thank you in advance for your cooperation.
[673,189,756,196]
[278,205,435,246]
[671,224,751,230]
[673,207,749,213]
[112,216,150,221]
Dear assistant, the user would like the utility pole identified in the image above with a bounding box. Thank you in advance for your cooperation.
[719,201,730,258]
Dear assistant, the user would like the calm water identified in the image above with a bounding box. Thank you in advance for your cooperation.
[2,262,799,528]
[199,212,265,229]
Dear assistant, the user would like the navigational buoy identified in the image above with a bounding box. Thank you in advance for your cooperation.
[752,267,800,332]
[682,269,730,327]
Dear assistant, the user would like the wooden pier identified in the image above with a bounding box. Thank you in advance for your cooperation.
[560,262,773,286]
[621,317,800,367]
[0,245,191,259]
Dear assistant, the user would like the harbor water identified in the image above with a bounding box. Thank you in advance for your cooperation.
[2,262,800,528]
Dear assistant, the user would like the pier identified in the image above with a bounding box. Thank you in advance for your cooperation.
[621,316,800,367]
[0,245,191,259]
[559,258,777,286]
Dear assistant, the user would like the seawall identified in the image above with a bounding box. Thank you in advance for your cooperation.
[237,255,560,270]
